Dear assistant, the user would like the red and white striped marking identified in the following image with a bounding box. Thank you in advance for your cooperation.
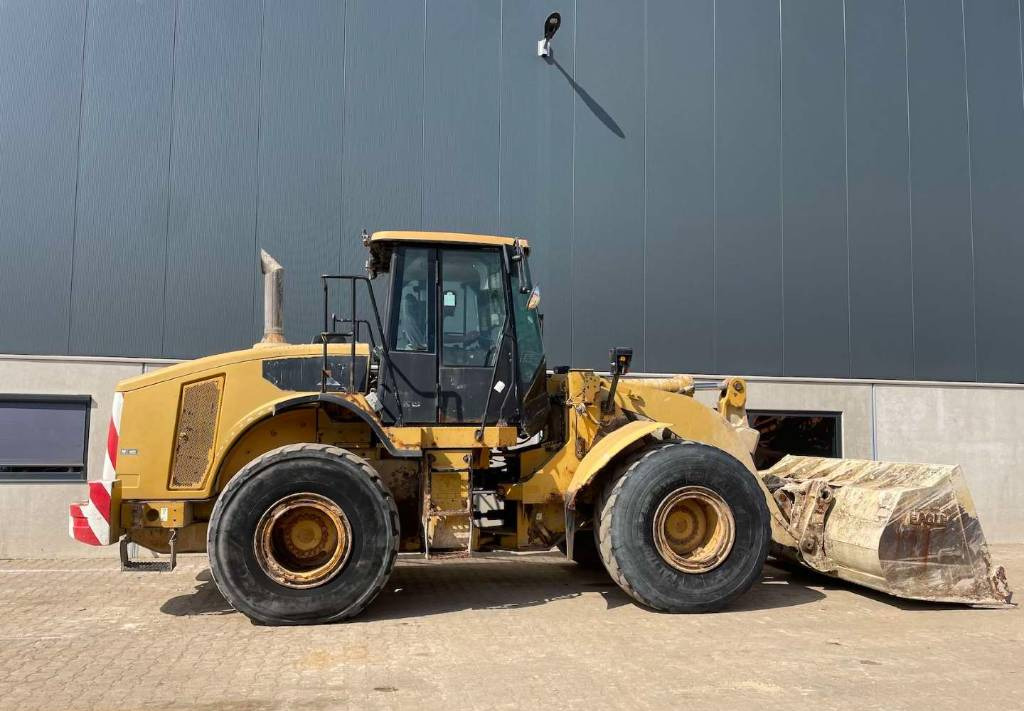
[69,392,123,546]
[103,390,123,482]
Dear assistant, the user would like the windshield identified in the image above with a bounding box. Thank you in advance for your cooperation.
[441,249,506,367]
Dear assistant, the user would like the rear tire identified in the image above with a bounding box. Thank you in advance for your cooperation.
[207,443,399,625]
[596,441,770,612]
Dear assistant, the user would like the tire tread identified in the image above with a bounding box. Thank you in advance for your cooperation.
[595,440,766,612]
[207,443,399,625]
[595,441,678,606]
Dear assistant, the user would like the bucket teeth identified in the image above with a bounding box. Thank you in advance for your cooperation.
[763,455,1013,606]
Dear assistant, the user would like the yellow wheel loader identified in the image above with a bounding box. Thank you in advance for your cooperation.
[69,231,1012,625]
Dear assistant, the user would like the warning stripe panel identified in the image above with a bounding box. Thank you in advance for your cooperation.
[89,482,111,523]
[102,392,123,482]
[106,419,118,471]
[70,391,123,546]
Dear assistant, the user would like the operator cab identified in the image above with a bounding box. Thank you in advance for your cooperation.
[366,232,548,435]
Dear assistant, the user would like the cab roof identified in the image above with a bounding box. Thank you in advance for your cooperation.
[369,230,529,251]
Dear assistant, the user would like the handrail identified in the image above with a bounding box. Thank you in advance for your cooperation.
[318,275,401,423]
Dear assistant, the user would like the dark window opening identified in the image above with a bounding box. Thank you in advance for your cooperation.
[510,258,543,387]
[0,395,91,483]
[390,246,435,353]
[440,248,506,367]
[748,410,841,470]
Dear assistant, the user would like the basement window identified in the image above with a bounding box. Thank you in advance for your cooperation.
[748,410,841,471]
[0,395,91,483]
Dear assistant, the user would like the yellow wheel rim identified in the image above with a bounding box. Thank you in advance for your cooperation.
[254,493,352,589]
[653,486,735,574]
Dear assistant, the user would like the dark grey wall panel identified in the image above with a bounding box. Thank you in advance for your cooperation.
[163,0,262,359]
[715,0,783,375]
[255,0,345,346]
[342,0,425,252]
[498,0,575,367]
[780,0,849,377]
[845,0,915,380]
[341,0,426,328]
[644,0,715,374]
[905,0,976,381]
[571,0,646,370]
[422,0,500,234]
[0,1,86,355]
[342,0,423,242]
[964,0,1024,383]
[5,1,1024,384]
[70,0,175,357]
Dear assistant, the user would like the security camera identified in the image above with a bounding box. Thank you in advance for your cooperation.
[537,12,561,58]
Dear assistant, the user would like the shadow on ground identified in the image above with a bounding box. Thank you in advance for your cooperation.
[767,558,994,613]
[160,555,837,621]
[160,567,234,617]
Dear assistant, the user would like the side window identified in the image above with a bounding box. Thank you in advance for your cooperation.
[511,267,544,384]
[0,396,91,482]
[390,247,434,352]
[441,249,506,366]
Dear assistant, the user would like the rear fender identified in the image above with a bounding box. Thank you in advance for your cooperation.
[271,393,420,459]
[210,392,421,493]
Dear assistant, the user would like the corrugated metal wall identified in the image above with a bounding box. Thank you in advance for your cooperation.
[2,0,1023,381]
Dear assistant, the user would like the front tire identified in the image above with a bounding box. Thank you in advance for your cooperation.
[596,441,770,612]
[207,443,398,625]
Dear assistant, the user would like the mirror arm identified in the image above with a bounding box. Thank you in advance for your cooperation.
[512,240,531,293]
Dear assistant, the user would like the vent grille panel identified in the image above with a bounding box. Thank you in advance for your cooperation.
[169,377,223,489]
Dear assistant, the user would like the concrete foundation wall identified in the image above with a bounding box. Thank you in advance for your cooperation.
[699,377,1024,543]
[1,355,1022,557]
[873,384,1024,543]
[0,356,164,557]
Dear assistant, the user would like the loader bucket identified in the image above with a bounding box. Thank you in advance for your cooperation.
[762,455,1012,606]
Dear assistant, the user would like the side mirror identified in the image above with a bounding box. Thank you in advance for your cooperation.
[610,347,633,375]
[603,347,634,413]
[526,286,541,311]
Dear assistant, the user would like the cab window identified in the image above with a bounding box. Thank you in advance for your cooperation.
[440,249,506,367]
[511,268,543,384]
[390,247,434,352]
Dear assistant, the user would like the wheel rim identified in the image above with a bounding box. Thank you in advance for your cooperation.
[254,493,352,589]
[652,486,735,574]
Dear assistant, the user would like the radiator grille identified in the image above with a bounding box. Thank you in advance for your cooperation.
[169,377,223,489]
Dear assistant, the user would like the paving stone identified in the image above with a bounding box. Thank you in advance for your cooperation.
[0,547,1020,710]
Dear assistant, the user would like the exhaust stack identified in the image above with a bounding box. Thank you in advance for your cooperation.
[257,249,285,346]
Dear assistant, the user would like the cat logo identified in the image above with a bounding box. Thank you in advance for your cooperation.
[904,509,951,528]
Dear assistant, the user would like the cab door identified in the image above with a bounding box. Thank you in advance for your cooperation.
[437,247,515,424]
[378,246,438,424]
